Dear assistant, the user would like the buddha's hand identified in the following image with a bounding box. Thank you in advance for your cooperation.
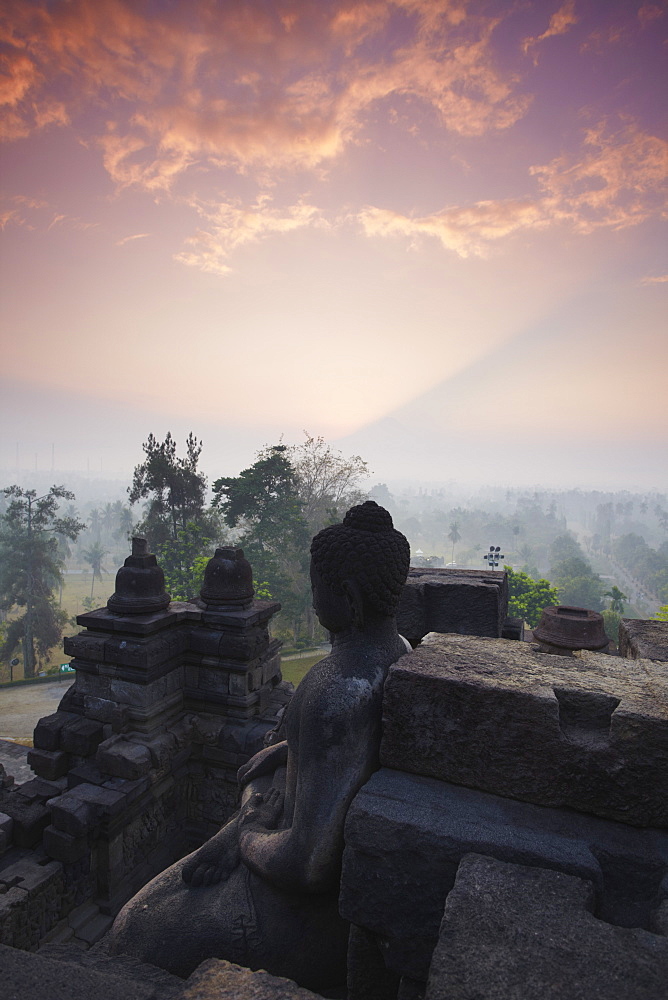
[240,788,284,831]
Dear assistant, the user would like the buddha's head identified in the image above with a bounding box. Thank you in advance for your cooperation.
[310,501,410,632]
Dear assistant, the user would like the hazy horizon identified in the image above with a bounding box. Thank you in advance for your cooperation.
[1,0,666,494]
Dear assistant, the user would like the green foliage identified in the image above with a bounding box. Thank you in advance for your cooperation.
[549,535,604,611]
[655,605,668,622]
[604,585,627,614]
[129,432,207,548]
[213,445,310,636]
[601,609,622,643]
[614,533,668,605]
[157,522,223,600]
[0,485,85,676]
[506,567,560,627]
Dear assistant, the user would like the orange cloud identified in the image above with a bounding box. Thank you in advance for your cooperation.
[0,0,529,185]
[531,120,668,232]
[523,0,578,58]
[360,119,667,256]
[359,199,545,257]
[641,274,668,285]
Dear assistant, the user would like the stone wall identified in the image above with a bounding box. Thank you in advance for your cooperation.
[0,545,291,947]
[340,630,668,998]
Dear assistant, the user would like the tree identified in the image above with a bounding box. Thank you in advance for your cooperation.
[506,567,560,627]
[213,445,312,640]
[448,522,461,564]
[0,486,84,677]
[83,541,108,600]
[604,585,628,614]
[601,609,622,643]
[655,605,668,622]
[129,432,208,549]
[549,536,605,611]
[289,433,369,536]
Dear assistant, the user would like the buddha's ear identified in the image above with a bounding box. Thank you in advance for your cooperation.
[342,578,365,628]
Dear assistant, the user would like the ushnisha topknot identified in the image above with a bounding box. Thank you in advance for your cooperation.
[310,501,410,616]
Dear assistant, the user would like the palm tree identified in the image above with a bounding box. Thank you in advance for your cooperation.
[83,542,108,600]
[604,585,628,614]
[448,522,461,564]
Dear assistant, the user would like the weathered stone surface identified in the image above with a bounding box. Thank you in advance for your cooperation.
[96,736,152,779]
[619,618,668,662]
[426,854,668,1000]
[0,942,162,1000]
[36,943,185,997]
[340,769,668,981]
[181,957,324,999]
[26,748,70,781]
[43,824,89,863]
[34,711,80,752]
[397,569,508,646]
[60,717,105,757]
[0,811,13,853]
[380,634,668,826]
[0,795,51,847]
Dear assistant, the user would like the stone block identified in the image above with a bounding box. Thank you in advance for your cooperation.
[63,631,107,662]
[60,718,105,757]
[49,794,93,838]
[67,762,105,788]
[0,811,13,853]
[619,619,668,662]
[96,736,152,780]
[501,616,524,640]
[27,748,70,781]
[426,854,668,1000]
[181,957,324,999]
[0,857,61,894]
[83,695,129,730]
[43,825,89,864]
[380,634,668,827]
[340,769,668,981]
[0,795,51,847]
[397,569,508,646]
[33,711,80,752]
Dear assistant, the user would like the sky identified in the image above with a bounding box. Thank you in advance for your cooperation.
[0,0,666,491]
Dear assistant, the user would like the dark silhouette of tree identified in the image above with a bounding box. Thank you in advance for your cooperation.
[129,432,208,549]
[83,541,108,600]
[448,521,461,564]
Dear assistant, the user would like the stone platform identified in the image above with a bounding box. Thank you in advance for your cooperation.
[380,633,668,826]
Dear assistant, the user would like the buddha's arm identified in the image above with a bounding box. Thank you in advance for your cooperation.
[238,695,376,894]
[237,740,289,788]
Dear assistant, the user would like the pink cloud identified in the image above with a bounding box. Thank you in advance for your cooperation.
[174,196,325,275]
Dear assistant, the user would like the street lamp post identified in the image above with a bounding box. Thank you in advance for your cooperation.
[484,545,504,569]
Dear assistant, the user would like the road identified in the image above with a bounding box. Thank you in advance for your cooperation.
[0,678,72,744]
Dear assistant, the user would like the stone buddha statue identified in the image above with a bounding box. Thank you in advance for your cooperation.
[107,501,410,994]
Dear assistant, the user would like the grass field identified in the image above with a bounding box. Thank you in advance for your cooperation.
[280,652,326,687]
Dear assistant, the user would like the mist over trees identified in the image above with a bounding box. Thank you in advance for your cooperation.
[0,486,84,676]
[1,440,666,677]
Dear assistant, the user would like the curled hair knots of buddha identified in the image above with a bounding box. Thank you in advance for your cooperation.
[310,501,410,616]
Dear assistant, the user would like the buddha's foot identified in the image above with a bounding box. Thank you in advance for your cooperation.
[182,828,239,887]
